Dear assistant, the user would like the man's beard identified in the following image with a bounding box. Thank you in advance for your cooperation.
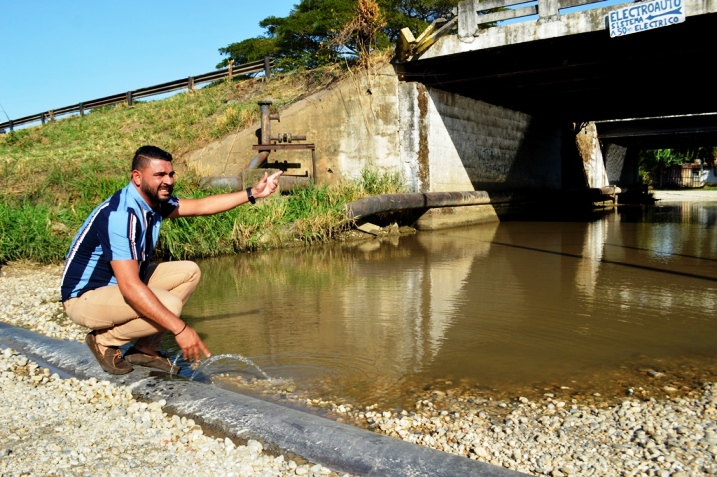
[141,182,173,205]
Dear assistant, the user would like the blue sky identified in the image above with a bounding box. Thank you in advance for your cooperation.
[0,1,297,123]
[0,0,636,126]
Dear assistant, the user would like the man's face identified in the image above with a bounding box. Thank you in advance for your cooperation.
[132,158,175,207]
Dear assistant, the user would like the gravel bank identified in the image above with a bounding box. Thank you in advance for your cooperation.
[0,348,337,477]
[651,190,717,202]
[346,387,717,476]
[0,263,342,477]
[2,261,717,476]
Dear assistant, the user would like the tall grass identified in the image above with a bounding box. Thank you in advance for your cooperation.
[0,64,403,265]
[156,166,405,260]
[0,203,74,263]
[0,170,403,264]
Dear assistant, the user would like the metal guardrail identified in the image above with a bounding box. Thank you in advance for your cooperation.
[0,57,274,133]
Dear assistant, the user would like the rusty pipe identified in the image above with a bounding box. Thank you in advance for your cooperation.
[247,151,270,170]
[345,191,514,220]
[259,99,279,145]
[270,133,306,143]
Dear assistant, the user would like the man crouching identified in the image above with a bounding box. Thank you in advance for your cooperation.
[61,145,281,374]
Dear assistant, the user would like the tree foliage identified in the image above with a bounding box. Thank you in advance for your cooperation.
[217,0,460,72]
[381,0,461,40]
[639,147,717,185]
[639,147,717,173]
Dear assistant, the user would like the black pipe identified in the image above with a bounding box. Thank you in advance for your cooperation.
[0,322,531,477]
[346,191,514,220]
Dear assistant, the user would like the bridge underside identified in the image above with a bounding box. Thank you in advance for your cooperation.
[397,13,717,129]
[596,114,717,149]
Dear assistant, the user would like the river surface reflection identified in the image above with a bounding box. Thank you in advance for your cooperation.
[182,200,717,409]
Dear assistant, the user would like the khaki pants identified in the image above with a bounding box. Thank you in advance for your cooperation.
[63,261,200,349]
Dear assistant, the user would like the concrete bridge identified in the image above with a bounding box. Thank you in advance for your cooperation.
[395,0,717,198]
[193,0,717,228]
[401,0,716,123]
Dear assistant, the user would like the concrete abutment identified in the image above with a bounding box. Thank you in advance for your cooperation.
[188,64,613,228]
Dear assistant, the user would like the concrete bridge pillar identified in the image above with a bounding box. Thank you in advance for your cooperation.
[604,143,643,199]
[538,0,560,22]
[457,0,479,38]
[575,122,610,191]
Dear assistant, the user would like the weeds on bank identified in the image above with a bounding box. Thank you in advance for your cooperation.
[0,203,72,264]
[0,62,400,265]
[0,169,405,265]
[155,166,405,261]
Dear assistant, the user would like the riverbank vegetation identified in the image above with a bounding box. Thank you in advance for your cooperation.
[0,64,405,265]
[639,147,717,185]
[1,1,463,265]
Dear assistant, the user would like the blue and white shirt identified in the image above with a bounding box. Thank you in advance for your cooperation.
[60,183,178,301]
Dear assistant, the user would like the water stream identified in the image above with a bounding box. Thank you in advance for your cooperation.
[188,353,271,381]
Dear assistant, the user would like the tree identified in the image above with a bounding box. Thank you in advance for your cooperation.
[217,0,356,72]
[640,147,716,170]
[217,0,461,72]
[639,147,717,185]
[380,0,461,41]
[217,37,279,67]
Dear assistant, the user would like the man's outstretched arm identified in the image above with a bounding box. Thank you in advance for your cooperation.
[111,260,210,362]
[169,170,282,218]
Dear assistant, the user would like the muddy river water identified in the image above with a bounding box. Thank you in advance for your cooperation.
[182,197,717,410]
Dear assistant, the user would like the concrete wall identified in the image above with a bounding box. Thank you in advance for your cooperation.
[188,65,567,198]
[398,82,563,193]
[603,142,641,189]
[187,64,404,187]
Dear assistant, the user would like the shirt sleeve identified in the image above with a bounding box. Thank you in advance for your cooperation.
[159,196,179,218]
[100,208,140,262]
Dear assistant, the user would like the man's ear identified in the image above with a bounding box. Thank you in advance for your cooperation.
[131,170,141,187]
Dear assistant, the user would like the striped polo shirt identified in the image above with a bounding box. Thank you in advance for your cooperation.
[60,182,178,301]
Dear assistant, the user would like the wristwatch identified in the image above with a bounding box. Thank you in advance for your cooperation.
[246,187,256,204]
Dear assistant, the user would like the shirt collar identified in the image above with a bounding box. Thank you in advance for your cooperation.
[126,182,156,215]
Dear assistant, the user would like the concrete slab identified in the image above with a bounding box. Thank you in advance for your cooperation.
[415,205,499,230]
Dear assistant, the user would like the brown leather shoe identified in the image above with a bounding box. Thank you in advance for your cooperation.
[123,347,174,373]
[85,332,133,375]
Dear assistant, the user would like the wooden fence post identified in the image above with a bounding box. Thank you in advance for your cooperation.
[79,102,85,116]
[228,59,234,82]
[8,120,13,132]
[49,110,55,122]
[127,92,134,107]
[40,113,46,125]
[188,76,195,91]
[264,56,272,80]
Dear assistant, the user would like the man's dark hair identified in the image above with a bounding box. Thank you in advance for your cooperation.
[132,145,173,171]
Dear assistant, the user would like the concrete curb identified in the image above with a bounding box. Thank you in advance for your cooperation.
[0,322,530,477]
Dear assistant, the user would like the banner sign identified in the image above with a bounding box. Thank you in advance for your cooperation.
[608,0,685,38]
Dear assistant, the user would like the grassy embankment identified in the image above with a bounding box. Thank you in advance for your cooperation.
[0,66,404,265]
